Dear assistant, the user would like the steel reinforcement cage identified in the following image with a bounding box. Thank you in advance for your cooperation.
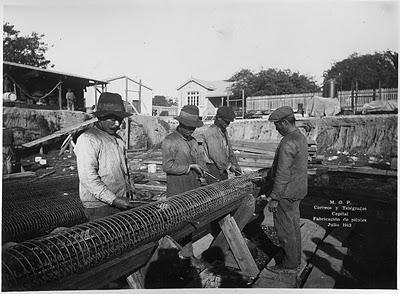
[2,172,259,291]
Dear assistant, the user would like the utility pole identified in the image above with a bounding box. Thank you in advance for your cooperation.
[355,80,358,114]
[138,79,142,113]
[241,89,245,118]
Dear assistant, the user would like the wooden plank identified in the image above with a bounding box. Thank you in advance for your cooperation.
[3,171,36,180]
[262,219,326,286]
[239,158,273,164]
[231,139,280,150]
[254,268,297,288]
[309,164,397,177]
[297,219,326,278]
[126,270,145,289]
[192,233,214,258]
[219,215,259,277]
[142,160,162,165]
[22,118,98,148]
[237,152,276,160]
[210,194,255,255]
[135,184,166,192]
[233,145,277,154]
[303,246,348,288]
[238,161,273,168]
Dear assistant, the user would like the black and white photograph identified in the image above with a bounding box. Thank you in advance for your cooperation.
[1,0,398,291]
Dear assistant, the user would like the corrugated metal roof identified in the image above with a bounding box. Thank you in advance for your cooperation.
[3,61,108,84]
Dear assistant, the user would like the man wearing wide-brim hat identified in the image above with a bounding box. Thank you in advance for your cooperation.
[74,92,136,221]
[263,106,308,274]
[200,106,242,183]
[161,105,206,197]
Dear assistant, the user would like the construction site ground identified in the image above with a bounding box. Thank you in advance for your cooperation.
[2,145,396,289]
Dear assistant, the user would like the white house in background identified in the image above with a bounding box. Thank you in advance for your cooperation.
[176,78,234,117]
[85,76,153,116]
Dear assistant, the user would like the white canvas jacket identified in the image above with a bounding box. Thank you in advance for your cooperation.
[74,126,131,208]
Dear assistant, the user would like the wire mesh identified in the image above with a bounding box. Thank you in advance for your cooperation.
[3,192,87,243]
[2,172,259,291]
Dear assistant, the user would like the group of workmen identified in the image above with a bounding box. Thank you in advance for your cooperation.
[74,92,308,274]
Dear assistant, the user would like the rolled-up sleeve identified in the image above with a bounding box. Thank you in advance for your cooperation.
[162,138,190,175]
[270,141,297,200]
[75,134,117,205]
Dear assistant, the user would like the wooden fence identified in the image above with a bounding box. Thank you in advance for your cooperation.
[246,88,398,113]
[338,88,398,112]
[246,92,322,112]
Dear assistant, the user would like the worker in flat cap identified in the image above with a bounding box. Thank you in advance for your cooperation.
[200,106,242,183]
[263,106,308,273]
[74,92,136,221]
[162,105,206,197]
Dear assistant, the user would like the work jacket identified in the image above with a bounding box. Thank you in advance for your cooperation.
[200,124,239,173]
[74,126,131,208]
[162,130,204,197]
[270,128,308,201]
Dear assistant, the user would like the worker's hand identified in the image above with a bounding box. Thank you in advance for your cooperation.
[112,197,136,210]
[229,164,242,176]
[189,164,204,176]
[267,199,279,213]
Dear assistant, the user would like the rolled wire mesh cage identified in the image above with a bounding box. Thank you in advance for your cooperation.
[2,172,259,291]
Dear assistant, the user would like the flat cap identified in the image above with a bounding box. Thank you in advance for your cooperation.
[268,106,294,122]
[217,106,236,121]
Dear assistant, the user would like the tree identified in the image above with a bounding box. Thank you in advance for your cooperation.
[323,50,398,90]
[153,95,175,106]
[228,68,319,99]
[3,22,54,68]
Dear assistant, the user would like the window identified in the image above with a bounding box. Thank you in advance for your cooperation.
[187,91,199,106]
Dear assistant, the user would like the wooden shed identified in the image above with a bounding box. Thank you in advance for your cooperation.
[3,61,107,111]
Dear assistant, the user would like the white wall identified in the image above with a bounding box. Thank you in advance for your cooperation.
[177,81,217,116]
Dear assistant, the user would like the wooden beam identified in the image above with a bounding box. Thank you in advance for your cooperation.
[3,171,36,180]
[309,164,397,177]
[218,215,259,277]
[303,246,348,288]
[210,194,255,254]
[135,184,166,192]
[22,118,98,148]
[231,139,280,151]
[58,84,62,110]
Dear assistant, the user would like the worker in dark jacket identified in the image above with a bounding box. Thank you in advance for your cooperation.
[162,105,205,197]
[265,106,308,273]
[201,106,241,183]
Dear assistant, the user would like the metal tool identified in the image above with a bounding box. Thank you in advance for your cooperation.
[203,171,220,182]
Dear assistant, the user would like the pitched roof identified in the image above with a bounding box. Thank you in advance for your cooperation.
[3,61,108,85]
[177,77,234,97]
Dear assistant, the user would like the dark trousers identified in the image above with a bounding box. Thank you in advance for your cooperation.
[84,206,121,222]
[205,163,228,184]
[274,198,301,268]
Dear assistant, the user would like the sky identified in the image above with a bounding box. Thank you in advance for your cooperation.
[3,0,399,98]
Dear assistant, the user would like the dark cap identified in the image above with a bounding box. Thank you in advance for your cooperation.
[93,92,132,119]
[268,106,294,122]
[174,105,203,128]
[217,106,235,122]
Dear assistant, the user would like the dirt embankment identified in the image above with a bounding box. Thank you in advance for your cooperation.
[3,108,92,145]
[3,107,397,160]
[227,115,397,160]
